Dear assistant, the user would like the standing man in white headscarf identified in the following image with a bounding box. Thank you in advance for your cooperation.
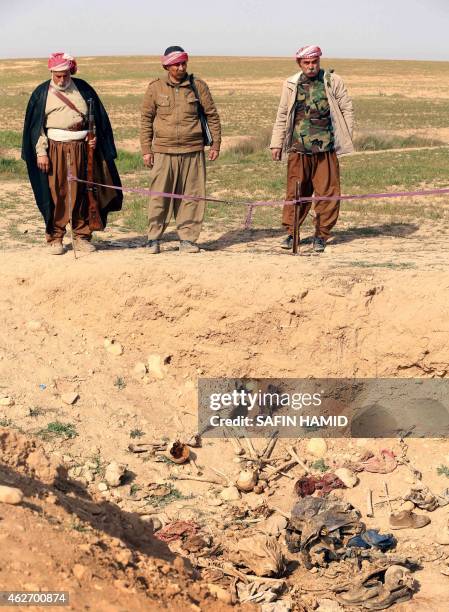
[270,46,354,252]
[22,52,122,254]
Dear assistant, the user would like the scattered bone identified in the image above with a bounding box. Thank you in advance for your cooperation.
[132,362,147,378]
[147,353,166,379]
[220,486,241,501]
[0,396,14,407]
[334,468,358,488]
[366,489,374,518]
[0,485,23,505]
[61,392,79,405]
[167,440,190,464]
[236,469,259,492]
[307,438,328,458]
[104,339,123,356]
[105,461,126,487]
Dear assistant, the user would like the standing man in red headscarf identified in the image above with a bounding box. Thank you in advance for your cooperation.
[140,46,221,254]
[270,46,354,252]
[22,52,122,254]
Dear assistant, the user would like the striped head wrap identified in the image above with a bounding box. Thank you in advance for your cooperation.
[161,45,189,67]
[47,52,77,74]
[295,46,322,60]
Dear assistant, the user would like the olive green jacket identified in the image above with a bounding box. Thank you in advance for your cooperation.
[140,74,221,154]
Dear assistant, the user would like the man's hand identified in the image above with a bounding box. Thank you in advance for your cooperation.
[208,149,219,162]
[143,153,154,168]
[87,136,97,150]
[271,148,282,161]
[37,155,50,173]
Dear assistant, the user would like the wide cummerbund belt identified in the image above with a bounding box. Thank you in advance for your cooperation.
[47,128,88,142]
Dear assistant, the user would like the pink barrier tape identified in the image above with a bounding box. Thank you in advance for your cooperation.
[68,170,229,204]
[68,170,449,229]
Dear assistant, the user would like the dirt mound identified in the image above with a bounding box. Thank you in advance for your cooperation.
[0,428,66,484]
[0,428,250,611]
[1,247,449,609]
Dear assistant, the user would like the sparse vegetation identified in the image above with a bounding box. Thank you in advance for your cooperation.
[130,428,145,439]
[437,464,449,478]
[38,421,78,440]
[311,459,329,472]
[146,483,192,509]
[113,376,126,390]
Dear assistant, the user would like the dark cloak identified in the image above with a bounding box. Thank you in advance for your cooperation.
[21,78,123,232]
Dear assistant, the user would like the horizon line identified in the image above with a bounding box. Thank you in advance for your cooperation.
[1,53,448,63]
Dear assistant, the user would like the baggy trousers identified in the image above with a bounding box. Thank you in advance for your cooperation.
[282,150,341,240]
[148,151,206,242]
[46,139,91,243]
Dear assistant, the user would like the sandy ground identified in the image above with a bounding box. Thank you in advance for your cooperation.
[1,216,449,610]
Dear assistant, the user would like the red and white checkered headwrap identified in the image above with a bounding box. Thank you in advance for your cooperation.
[295,46,322,60]
[161,51,189,67]
[47,52,77,74]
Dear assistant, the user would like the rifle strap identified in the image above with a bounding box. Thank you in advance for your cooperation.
[188,75,204,112]
[49,85,86,119]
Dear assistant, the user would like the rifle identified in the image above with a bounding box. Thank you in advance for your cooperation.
[188,75,213,146]
[86,98,104,231]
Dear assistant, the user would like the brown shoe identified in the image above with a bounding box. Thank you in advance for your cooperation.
[74,239,96,253]
[179,240,200,253]
[389,510,430,530]
[47,241,65,255]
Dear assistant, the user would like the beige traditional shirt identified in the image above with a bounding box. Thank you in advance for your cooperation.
[35,80,88,156]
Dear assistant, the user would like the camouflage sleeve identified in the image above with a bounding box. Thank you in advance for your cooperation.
[140,81,157,155]
[332,74,354,138]
[196,79,221,151]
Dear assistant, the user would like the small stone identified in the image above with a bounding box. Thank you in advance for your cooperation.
[72,564,88,581]
[114,549,133,567]
[98,482,108,492]
[104,339,124,356]
[151,517,163,531]
[27,320,43,331]
[334,467,358,488]
[207,583,232,605]
[46,493,57,505]
[105,461,126,487]
[0,485,23,505]
[208,498,223,507]
[401,501,415,512]
[147,354,165,379]
[261,514,288,537]
[61,392,79,405]
[84,470,94,483]
[133,362,147,378]
[166,583,181,597]
[0,396,14,407]
[220,486,241,501]
[307,438,328,458]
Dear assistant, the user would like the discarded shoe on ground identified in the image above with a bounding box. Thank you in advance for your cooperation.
[348,529,396,552]
[335,563,415,609]
[404,484,449,511]
[389,510,431,530]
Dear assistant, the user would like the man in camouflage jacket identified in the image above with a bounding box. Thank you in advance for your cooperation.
[270,45,354,252]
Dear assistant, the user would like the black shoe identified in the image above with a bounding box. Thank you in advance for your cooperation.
[313,237,326,252]
[281,235,293,250]
[146,239,160,254]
